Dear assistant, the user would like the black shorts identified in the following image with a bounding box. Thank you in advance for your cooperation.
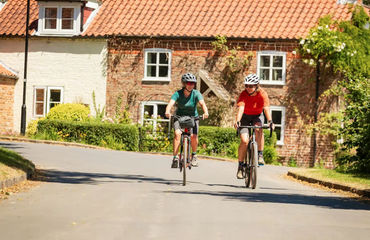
[240,113,264,135]
[174,119,199,135]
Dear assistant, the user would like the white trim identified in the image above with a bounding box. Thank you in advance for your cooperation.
[269,106,286,146]
[82,4,101,33]
[37,2,82,36]
[140,101,170,132]
[33,86,64,117]
[143,49,172,82]
[257,51,286,85]
[0,1,7,12]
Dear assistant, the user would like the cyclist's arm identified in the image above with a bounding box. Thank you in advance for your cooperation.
[263,106,272,122]
[198,99,209,119]
[236,104,244,122]
[165,99,176,118]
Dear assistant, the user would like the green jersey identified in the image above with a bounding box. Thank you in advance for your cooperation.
[171,89,203,117]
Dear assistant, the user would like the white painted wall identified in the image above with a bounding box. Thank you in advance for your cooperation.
[0,37,107,133]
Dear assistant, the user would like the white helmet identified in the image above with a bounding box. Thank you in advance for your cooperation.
[244,73,259,85]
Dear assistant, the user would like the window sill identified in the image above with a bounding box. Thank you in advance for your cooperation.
[142,78,171,82]
[260,81,286,86]
[35,32,81,37]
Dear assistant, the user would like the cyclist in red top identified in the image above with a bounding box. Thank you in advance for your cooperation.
[234,73,275,179]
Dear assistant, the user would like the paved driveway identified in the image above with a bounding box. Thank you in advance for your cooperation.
[0,141,369,240]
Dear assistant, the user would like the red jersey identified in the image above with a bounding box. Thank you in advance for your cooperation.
[237,88,270,115]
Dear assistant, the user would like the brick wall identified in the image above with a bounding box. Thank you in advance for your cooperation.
[0,77,16,134]
[107,38,337,167]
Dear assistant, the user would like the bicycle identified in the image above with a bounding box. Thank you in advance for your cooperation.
[170,115,202,186]
[237,124,272,189]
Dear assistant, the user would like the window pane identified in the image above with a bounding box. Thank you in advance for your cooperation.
[275,127,281,141]
[62,20,73,30]
[45,8,57,18]
[50,89,61,102]
[272,110,282,124]
[45,19,57,29]
[260,69,269,80]
[49,102,58,110]
[144,105,154,118]
[62,8,74,18]
[147,66,157,77]
[260,56,270,67]
[157,104,167,119]
[158,66,168,77]
[273,56,283,67]
[36,89,45,101]
[36,103,44,115]
[272,69,282,81]
[159,53,169,64]
[147,53,157,64]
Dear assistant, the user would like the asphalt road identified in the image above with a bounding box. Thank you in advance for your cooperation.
[0,141,369,240]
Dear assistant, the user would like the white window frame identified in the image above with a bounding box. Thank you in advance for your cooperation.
[257,51,286,85]
[0,1,7,12]
[140,101,170,132]
[266,106,286,146]
[33,86,64,117]
[143,49,172,82]
[37,1,82,36]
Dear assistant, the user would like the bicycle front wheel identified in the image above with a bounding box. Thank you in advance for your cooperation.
[250,142,258,189]
[182,137,188,186]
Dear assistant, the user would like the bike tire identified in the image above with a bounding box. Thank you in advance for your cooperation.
[182,137,188,186]
[245,148,251,188]
[250,142,258,189]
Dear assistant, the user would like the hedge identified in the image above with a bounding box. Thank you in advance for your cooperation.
[37,120,139,151]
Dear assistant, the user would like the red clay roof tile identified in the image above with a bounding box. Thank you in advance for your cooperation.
[0,62,18,79]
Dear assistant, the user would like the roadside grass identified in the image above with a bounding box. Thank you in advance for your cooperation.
[0,147,35,181]
[289,168,370,190]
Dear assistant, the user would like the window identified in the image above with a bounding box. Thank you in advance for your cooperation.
[257,51,286,85]
[0,0,7,12]
[33,87,63,117]
[37,2,82,36]
[264,106,285,145]
[143,49,172,81]
[141,101,170,133]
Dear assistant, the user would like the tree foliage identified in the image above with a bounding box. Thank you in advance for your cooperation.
[299,5,370,173]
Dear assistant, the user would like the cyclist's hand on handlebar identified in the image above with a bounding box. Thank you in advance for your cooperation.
[268,120,275,130]
[234,121,240,129]
[165,112,171,119]
[203,112,209,120]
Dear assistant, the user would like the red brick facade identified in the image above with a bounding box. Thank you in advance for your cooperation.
[106,38,337,167]
[0,77,16,134]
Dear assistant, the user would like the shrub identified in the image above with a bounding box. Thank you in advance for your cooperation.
[37,119,139,151]
[46,103,90,122]
[26,117,45,137]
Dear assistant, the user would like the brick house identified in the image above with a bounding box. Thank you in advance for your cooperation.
[0,0,365,166]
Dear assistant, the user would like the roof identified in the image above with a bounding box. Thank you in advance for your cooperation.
[0,61,18,79]
[0,0,359,39]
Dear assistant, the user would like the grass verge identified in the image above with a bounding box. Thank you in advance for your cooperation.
[289,168,370,190]
[0,147,35,181]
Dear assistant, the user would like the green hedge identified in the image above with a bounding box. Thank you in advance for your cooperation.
[37,120,139,151]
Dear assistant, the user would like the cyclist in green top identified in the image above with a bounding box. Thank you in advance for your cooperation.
[165,73,209,168]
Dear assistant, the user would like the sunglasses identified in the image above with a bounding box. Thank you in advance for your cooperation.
[186,82,196,85]
[245,84,257,88]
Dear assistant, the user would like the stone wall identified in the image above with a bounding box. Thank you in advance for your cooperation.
[0,77,16,134]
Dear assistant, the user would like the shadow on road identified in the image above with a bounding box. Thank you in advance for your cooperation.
[34,169,185,186]
[164,190,370,211]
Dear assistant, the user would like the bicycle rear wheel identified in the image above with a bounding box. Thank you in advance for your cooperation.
[250,142,258,189]
[182,137,188,186]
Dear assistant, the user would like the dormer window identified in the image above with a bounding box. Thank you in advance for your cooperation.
[37,1,83,36]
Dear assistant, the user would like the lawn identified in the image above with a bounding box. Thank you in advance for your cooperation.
[0,147,35,181]
[289,168,370,190]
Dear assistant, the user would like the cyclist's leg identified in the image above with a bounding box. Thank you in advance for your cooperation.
[253,113,265,165]
[172,121,182,168]
[190,120,199,166]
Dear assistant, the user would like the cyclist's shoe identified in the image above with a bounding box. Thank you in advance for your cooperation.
[191,154,199,167]
[258,153,265,166]
[237,164,244,179]
[171,156,179,168]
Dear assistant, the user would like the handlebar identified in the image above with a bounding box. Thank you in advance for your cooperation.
[171,115,203,121]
